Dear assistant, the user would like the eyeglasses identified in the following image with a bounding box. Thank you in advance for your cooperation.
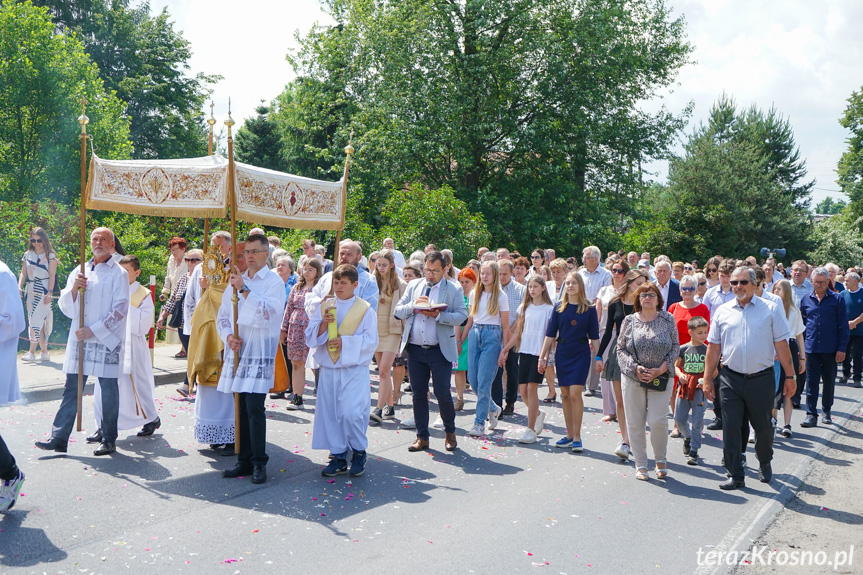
[184,257,202,262]
[242,249,268,255]
[698,281,707,286]
[423,267,443,274]
[29,238,43,243]
[611,268,625,274]
[729,280,751,286]
[639,292,658,299]
[680,286,696,292]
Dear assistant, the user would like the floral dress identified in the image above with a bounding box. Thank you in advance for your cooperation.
[282,284,313,362]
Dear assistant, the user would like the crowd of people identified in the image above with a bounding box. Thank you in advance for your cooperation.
[1,228,861,512]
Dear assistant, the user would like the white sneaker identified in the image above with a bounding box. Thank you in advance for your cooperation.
[534,410,546,435]
[488,404,501,430]
[467,423,486,437]
[518,429,537,444]
[432,416,444,429]
[0,470,25,512]
[400,416,416,429]
[39,352,50,362]
[614,442,631,460]
[22,352,36,361]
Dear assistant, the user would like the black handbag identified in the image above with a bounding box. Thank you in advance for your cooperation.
[168,293,185,328]
[629,317,670,392]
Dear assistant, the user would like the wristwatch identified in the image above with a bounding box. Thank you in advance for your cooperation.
[239,285,250,294]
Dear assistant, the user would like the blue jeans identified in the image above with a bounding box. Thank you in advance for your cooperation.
[53,373,119,443]
[674,389,707,451]
[468,324,502,427]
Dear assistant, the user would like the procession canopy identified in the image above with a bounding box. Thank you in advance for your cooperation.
[85,153,347,230]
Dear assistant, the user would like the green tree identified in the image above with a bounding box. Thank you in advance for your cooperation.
[808,211,863,268]
[287,0,693,253]
[235,103,288,171]
[33,0,220,159]
[814,196,847,215]
[839,88,863,227]
[0,0,132,202]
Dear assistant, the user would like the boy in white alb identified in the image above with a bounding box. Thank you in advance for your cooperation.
[93,255,160,440]
[305,264,378,478]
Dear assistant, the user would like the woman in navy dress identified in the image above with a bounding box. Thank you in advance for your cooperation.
[539,271,599,453]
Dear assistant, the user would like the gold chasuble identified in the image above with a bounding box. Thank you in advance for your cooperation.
[187,282,227,390]
[324,298,370,364]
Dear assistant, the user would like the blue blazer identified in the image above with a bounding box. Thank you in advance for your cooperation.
[664,279,682,311]
[394,277,469,363]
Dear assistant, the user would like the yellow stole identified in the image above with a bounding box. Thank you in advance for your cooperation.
[130,284,150,309]
[324,298,370,363]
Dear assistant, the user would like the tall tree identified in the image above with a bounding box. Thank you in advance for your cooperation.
[838,88,863,227]
[286,0,694,253]
[814,197,846,215]
[33,0,220,159]
[235,103,288,171]
[0,0,131,202]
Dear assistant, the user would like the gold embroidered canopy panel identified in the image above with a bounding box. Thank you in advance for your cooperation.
[234,162,345,231]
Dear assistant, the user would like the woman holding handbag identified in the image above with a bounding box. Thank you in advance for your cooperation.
[616,282,679,481]
[157,249,203,357]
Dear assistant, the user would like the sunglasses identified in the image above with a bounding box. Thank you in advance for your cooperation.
[707,268,717,273]
[185,257,202,262]
[29,238,43,243]
[698,281,707,286]
[531,255,542,259]
[684,266,693,271]
[680,286,696,292]
[611,268,625,274]
[729,280,750,286]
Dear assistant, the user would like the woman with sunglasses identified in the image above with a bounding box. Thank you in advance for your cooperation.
[667,275,711,437]
[595,260,630,422]
[18,228,57,361]
[703,257,722,288]
[694,273,709,302]
[157,249,203,360]
[529,249,547,278]
[160,237,188,353]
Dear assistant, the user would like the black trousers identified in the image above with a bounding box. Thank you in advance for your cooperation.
[719,367,775,480]
[407,344,456,440]
[806,352,837,416]
[842,335,863,383]
[0,433,18,481]
[492,350,520,407]
[237,392,268,467]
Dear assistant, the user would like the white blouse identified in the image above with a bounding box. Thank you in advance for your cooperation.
[519,303,554,356]
[469,290,509,326]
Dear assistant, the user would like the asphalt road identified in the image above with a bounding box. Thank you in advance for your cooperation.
[1,367,861,575]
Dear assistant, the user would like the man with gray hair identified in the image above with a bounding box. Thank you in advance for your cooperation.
[841,272,863,388]
[382,238,406,273]
[798,267,849,427]
[653,260,681,312]
[578,245,611,303]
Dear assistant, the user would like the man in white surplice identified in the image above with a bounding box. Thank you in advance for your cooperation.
[36,228,129,456]
[93,255,160,440]
[217,234,286,484]
[305,264,378,478]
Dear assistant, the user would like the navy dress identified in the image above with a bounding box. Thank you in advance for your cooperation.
[545,303,600,387]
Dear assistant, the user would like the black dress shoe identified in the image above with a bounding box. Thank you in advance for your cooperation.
[86,429,103,443]
[137,417,161,437]
[251,465,267,484]
[35,438,68,453]
[719,478,745,490]
[706,418,723,430]
[502,402,515,416]
[222,462,254,478]
[758,462,772,483]
[220,443,236,456]
[93,441,116,456]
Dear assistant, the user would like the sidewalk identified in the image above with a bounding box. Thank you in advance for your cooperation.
[16,342,187,403]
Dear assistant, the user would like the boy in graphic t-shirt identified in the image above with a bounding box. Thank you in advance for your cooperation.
[674,316,714,465]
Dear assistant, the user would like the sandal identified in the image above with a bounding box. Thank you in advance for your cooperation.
[542,395,557,404]
[636,468,649,481]
[601,415,617,422]
[656,460,668,479]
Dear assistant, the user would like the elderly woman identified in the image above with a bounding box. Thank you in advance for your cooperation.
[694,272,709,302]
[157,249,202,359]
[616,282,679,480]
[161,237,188,351]
[512,257,530,285]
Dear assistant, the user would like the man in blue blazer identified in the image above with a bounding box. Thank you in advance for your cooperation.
[654,260,682,311]
[395,251,468,452]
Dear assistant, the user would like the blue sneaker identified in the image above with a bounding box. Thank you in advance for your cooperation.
[555,436,573,448]
[349,450,367,477]
[321,453,348,477]
[571,440,583,453]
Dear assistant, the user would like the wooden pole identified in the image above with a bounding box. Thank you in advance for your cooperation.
[330,132,354,295]
[76,101,90,432]
[225,100,240,454]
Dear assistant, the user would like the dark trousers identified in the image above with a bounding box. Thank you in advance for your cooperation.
[237,392,268,467]
[53,374,119,443]
[492,350,520,407]
[713,380,723,419]
[842,335,863,383]
[0,434,18,481]
[179,331,190,386]
[806,352,837,416]
[719,367,775,480]
[407,344,456,440]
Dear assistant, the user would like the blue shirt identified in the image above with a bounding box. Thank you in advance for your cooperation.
[843,288,863,336]
[799,290,850,354]
[703,284,735,316]
[791,280,813,307]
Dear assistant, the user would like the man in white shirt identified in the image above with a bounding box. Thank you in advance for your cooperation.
[653,260,681,312]
[37,228,129,456]
[382,238,406,271]
[578,245,612,303]
[307,241,379,314]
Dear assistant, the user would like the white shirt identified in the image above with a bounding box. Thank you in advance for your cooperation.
[758,290,782,306]
[409,280,442,346]
[0,261,26,404]
[578,266,612,302]
[657,280,671,308]
[469,290,509,326]
[708,296,790,374]
[519,303,553,356]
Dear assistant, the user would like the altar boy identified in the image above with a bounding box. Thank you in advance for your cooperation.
[305,264,378,477]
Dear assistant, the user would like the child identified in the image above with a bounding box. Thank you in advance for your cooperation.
[461,261,510,437]
[673,316,712,465]
[305,264,378,477]
[500,276,554,443]
[538,271,599,452]
[93,255,160,440]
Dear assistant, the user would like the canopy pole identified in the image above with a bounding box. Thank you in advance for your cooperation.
[225,100,241,455]
[331,132,355,296]
[76,100,90,432]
